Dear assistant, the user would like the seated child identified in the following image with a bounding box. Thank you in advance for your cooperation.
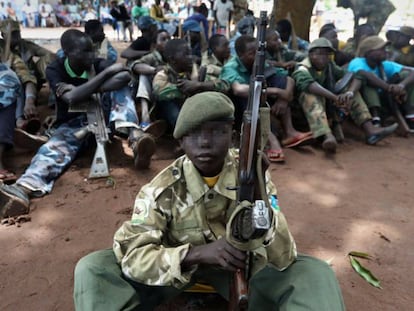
[0,29,155,219]
[292,38,397,153]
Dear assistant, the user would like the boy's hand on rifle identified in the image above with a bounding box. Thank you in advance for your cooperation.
[177,79,200,96]
[184,238,247,271]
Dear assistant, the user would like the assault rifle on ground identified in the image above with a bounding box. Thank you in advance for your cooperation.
[71,94,111,178]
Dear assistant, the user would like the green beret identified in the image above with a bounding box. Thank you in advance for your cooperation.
[0,19,20,34]
[173,92,235,139]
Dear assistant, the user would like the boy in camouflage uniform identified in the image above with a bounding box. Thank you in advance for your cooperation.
[0,29,155,219]
[220,35,312,162]
[131,29,170,127]
[265,29,306,73]
[201,34,231,82]
[0,19,55,90]
[73,91,345,310]
[153,39,228,131]
[292,38,397,153]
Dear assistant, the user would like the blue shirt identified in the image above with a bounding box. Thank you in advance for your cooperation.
[348,57,403,80]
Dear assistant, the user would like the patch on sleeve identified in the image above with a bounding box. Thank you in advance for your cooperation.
[131,199,150,225]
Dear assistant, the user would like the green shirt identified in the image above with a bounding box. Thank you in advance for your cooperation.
[292,57,346,93]
[131,6,149,18]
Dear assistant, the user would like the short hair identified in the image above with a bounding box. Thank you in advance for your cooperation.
[60,29,90,53]
[235,35,257,56]
[152,28,169,44]
[319,23,336,37]
[208,34,226,51]
[164,39,188,61]
[84,19,102,34]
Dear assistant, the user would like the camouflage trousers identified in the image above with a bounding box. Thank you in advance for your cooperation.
[299,91,371,138]
[16,87,139,197]
[365,0,395,34]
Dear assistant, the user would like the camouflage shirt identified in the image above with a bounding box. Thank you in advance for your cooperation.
[265,45,306,63]
[131,49,165,68]
[152,64,189,103]
[0,44,37,86]
[293,57,346,93]
[200,52,230,92]
[113,151,297,288]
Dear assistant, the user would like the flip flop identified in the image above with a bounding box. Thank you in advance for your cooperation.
[282,132,313,148]
[266,149,285,163]
[0,169,17,184]
[16,117,41,135]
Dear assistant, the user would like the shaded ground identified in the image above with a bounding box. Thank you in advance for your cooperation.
[1,30,414,311]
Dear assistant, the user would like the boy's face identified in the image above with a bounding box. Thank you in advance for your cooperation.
[172,44,193,73]
[67,37,95,71]
[366,47,387,64]
[309,47,332,71]
[180,121,233,177]
[239,41,257,71]
[322,29,339,49]
[213,36,230,62]
[156,31,170,52]
[266,31,283,53]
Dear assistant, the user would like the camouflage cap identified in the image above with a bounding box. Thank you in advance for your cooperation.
[173,92,235,139]
[0,19,20,34]
[357,36,391,57]
[309,38,335,52]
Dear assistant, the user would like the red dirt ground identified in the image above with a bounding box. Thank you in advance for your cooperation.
[1,36,414,311]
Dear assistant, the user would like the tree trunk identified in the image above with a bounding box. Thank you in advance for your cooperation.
[269,0,316,41]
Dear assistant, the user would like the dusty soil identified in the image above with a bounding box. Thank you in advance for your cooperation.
[1,34,414,311]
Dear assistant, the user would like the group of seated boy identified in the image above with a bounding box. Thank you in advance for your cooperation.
[1,14,414,217]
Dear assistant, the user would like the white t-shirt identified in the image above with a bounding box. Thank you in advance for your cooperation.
[213,0,233,27]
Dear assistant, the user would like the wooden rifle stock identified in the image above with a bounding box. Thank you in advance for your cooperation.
[228,11,268,311]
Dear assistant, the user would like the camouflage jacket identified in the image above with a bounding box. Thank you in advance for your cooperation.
[200,52,230,92]
[131,49,165,68]
[113,151,297,288]
[265,46,306,63]
[152,64,189,103]
[0,44,37,86]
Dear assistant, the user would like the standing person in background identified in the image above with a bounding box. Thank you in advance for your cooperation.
[5,2,17,21]
[213,0,233,36]
[229,14,256,56]
[337,0,395,35]
[131,0,149,28]
[21,0,39,28]
[110,0,134,42]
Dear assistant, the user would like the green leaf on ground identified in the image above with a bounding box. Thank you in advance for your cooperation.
[348,251,373,260]
[349,255,382,289]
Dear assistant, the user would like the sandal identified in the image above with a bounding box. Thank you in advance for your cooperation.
[266,149,285,163]
[16,117,41,135]
[282,132,313,148]
[0,169,17,184]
